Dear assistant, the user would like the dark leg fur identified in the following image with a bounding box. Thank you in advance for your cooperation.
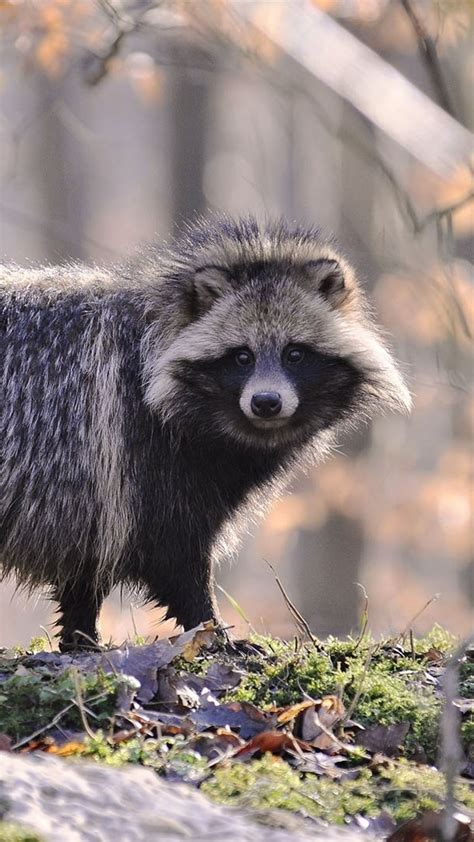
[54,577,110,651]
[142,554,222,631]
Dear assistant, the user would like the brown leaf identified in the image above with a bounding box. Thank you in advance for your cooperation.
[204,662,244,692]
[424,648,444,664]
[191,700,276,740]
[291,750,347,778]
[128,708,193,736]
[157,668,207,707]
[277,699,315,724]
[175,622,217,662]
[295,695,345,750]
[234,730,311,758]
[47,740,86,757]
[158,664,239,706]
[187,732,243,761]
[356,722,410,756]
[98,624,218,703]
[20,736,56,753]
[387,810,472,841]
[0,734,12,752]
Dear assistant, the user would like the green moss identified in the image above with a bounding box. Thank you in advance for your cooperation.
[83,731,164,767]
[229,644,337,707]
[82,731,210,782]
[202,754,326,816]
[225,631,466,762]
[0,823,43,842]
[0,668,119,743]
[202,755,474,825]
[461,714,474,750]
[412,625,458,655]
[459,659,474,699]
[350,668,441,760]
[1,638,50,659]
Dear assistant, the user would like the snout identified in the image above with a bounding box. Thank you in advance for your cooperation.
[239,375,299,428]
[251,391,282,419]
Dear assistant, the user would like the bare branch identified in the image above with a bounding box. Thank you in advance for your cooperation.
[401,0,456,118]
[264,560,319,646]
[231,0,473,178]
[441,636,474,841]
[416,189,474,232]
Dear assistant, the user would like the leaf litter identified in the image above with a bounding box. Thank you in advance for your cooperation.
[0,623,473,840]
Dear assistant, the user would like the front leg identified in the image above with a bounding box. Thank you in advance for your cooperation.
[142,549,222,631]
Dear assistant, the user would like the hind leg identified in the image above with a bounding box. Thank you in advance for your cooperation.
[54,576,109,651]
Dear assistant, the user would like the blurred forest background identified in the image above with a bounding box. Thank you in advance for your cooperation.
[0,0,472,646]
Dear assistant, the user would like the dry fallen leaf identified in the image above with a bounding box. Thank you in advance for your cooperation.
[295,695,346,750]
[0,734,12,752]
[186,731,243,761]
[20,736,56,753]
[289,749,347,778]
[387,809,472,841]
[355,722,410,757]
[234,730,311,758]
[190,700,276,740]
[277,699,315,724]
[47,740,86,757]
[177,622,218,662]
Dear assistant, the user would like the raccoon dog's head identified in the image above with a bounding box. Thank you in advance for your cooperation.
[143,217,410,452]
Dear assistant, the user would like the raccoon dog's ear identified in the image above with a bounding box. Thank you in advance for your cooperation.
[304,259,348,307]
[190,265,233,318]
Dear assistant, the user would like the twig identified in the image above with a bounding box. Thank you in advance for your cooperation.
[343,644,375,725]
[394,593,441,644]
[39,625,54,652]
[12,703,77,750]
[82,29,128,86]
[71,668,97,740]
[71,630,105,651]
[353,583,369,652]
[129,603,139,641]
[401,0,456,117]
[264,560,319,646]
[85,0,151,85]
[11,688,111,749]
[312,710,369,758]
[440,635,474,841]
[216,584,253,629]
[415,190,474,233]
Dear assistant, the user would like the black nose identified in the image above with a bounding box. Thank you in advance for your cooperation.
[251,391,282,419]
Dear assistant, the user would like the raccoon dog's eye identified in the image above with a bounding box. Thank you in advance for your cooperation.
[285,346,305,364]
[235,348,254,367]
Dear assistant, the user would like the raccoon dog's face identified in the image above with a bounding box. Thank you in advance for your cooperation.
[175,276,363,448]
[144,219,410,451]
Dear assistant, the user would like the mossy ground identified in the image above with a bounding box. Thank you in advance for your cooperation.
[201,754,474,826]
[0,667,119,744]
[0,626,472,831]
[221,626,469,763]
[0,823,43,842]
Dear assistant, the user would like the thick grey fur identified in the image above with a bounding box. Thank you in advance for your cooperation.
[1,216,410,648]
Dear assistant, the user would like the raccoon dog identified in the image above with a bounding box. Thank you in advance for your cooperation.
[1,217,410,648]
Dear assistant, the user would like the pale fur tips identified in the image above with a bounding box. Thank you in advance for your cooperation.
[142,216,411,427]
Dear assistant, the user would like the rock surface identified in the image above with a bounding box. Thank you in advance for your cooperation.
[0,752,367,841]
